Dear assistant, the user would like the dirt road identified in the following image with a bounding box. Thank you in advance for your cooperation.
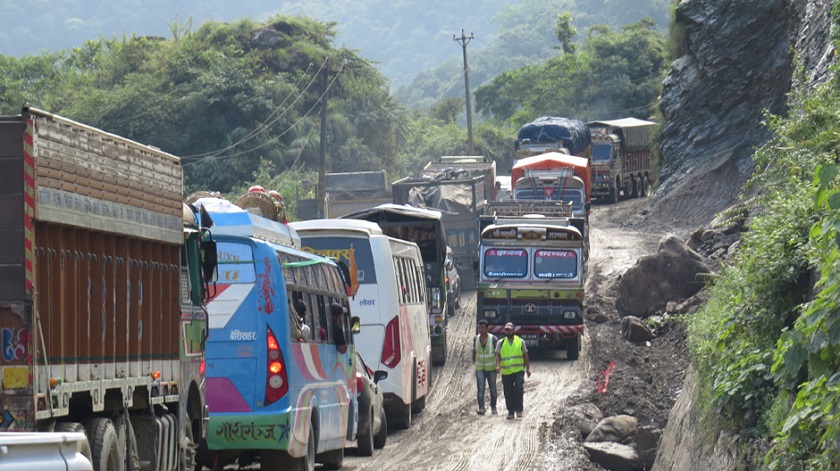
[343,199,665,470]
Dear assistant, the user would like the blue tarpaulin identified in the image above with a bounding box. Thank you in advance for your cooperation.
[515,117,591,155]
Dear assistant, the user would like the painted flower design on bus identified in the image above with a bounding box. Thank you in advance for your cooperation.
[257,258,275,314]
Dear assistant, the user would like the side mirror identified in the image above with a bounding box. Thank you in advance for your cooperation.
[201,240,218,282]
[350,316,361,334]
[373,370,388,384]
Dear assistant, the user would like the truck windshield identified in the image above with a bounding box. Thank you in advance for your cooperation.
[592,143,613,162]
[534,249,578,279]
[483,249,527,278]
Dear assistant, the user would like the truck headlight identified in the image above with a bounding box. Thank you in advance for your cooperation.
[563,310,577,319]
[483,310,497,319]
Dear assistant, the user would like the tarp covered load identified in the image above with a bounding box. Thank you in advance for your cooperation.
[515,116,592,156]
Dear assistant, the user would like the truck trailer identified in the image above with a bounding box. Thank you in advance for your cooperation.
[588,118,656,203]
[0,107,216,471]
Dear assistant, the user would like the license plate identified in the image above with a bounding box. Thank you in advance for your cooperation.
[520,334,539,347]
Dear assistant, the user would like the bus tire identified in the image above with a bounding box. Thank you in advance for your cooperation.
[262,426,315,471]
[373,408,387,449]
[84,417,122,471]
[319,447,344,470]
[566,335,581,361]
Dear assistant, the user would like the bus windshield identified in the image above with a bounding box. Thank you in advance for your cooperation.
[534,249,578,279]
[483,249,527,278]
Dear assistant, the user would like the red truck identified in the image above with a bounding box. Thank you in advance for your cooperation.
[0,106,216,471]
[588,118,656,203]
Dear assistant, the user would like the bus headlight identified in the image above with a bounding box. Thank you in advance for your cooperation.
[563,310,577,319]
[483,310,497,319]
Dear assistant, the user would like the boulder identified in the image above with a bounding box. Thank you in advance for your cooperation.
[586,415,639,443]
[636,425,662,470]
[620,316,654,343]
[569,403,604,438]
[584,442,644,471]
[616,234,711,318]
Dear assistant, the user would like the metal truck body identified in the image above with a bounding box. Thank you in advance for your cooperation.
[476,204,586,360]
[422,156,497,202]
[324,170,392,218]
[392,174,486,290]
[0,107,213,471]
[588,118,656,203]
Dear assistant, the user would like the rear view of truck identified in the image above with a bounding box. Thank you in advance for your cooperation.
[0,107,214,471]
[392,173,485,290]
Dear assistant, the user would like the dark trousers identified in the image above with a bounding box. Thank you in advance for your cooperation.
[501,370,525,413]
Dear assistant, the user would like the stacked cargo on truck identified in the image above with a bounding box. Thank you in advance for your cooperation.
[422,156,497,202]
[588,117,656,203]
[392,171,485,290]
[0,106,216,471]
[514,116,592,160]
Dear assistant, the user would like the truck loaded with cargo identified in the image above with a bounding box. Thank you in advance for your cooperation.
[392,170,486,290]
[422,156,497,202]
[513,116,592,160]
[588,118,656,203]
[0,107,217,471]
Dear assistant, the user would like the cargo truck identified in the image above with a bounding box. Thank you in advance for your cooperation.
[476,202,586,359]
[514,117,592,160]
[422,156,497,202]
[0,107,217,471]
[588,118,656,203]
[392,173,486,290]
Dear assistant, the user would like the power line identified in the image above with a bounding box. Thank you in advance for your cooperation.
[183,63,344,167]
[181,59,327,160]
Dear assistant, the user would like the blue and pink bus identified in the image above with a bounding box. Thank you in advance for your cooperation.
[195,197,358,470]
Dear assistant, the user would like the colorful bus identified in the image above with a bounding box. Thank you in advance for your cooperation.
[291,219,431,430]
[476,214,586,360]
[196,198,358,470]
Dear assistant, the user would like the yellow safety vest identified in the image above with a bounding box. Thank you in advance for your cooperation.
[475,335,496,371]
[499,336,525,375]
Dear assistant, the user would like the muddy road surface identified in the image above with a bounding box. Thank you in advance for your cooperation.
[220,198,666,470]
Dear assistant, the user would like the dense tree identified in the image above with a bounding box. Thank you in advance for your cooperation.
[474,17,667,124]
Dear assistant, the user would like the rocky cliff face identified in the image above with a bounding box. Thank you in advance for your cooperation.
[652,1,835,469]
[653,0,835,229]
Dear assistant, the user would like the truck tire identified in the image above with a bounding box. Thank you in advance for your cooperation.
[566,335,581,360]
[623,178,633,200]
[631,175,639,198]
[608,185,619,204]
[640,176,649,197]
[84,417,122,471]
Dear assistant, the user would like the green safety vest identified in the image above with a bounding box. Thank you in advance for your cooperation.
[475,335,496,371]
[499,336,525,375]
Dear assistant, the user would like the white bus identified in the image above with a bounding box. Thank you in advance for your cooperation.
[291,219,431,429]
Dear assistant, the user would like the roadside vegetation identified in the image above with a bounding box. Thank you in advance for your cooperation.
[687,6,840,467]
[0,11,667,207]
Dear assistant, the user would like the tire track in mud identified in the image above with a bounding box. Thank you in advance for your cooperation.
[343,292,590,471]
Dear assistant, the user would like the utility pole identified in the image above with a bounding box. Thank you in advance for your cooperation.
[316,57,329,219]
[454,30,475,155]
